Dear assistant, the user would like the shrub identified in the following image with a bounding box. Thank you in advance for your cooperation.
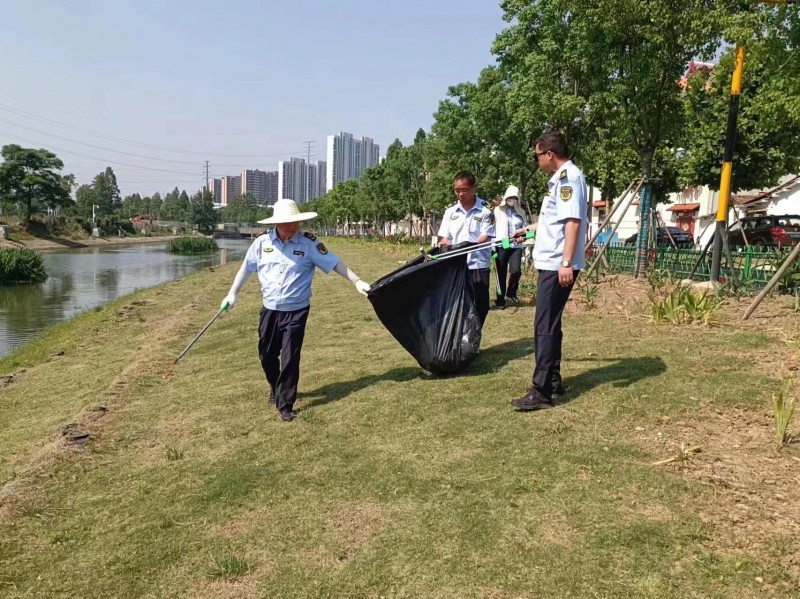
[0,248,48,285]
[166,236,218,254]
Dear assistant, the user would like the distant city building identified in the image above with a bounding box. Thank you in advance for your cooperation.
[326,132,380,191]
[241,169,270,205]
[316,161,327,198]
[220,175,242,206]
[265,170,279,205]
[308,163,319,202]
[307,162,327,201]
[207,178,222,205]
[278,158,308,204]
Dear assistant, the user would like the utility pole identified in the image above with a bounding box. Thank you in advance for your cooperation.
[303,141,315,165]
[710,0,795,281]
[710,46,745,282]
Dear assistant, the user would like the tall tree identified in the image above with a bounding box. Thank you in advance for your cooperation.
[0,144,74,227]
[91,167,121,216]
[121,193,144,218]
[680,5,800,192]
[75,184,99,220]
[190,189,218,232]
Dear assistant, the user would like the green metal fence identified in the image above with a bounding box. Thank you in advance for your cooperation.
[599,244,796,289]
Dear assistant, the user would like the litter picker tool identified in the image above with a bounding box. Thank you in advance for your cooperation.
[163,306,226,380]
[428,231,536,262]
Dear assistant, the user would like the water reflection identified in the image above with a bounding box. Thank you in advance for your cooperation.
[0,239,250,356]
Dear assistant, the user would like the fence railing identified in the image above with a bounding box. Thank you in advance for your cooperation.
[598,244,797,289]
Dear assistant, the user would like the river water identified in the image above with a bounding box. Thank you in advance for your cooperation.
[0,239,251,357]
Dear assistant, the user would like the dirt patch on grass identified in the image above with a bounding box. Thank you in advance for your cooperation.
[642,403,800,589]
[325,502,393,549]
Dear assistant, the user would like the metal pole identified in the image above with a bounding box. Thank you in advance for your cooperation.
[585,178,643,251]
[742,241,800,320]
[711,46,746,281]
[163,307,226,380]
[584,189,639,279]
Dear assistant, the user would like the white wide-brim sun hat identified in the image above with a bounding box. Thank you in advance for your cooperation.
[257,199,318,224]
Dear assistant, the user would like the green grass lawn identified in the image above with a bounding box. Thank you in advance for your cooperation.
[1,239,799,598]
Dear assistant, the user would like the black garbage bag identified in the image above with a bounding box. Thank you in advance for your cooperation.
[367,242,482,375]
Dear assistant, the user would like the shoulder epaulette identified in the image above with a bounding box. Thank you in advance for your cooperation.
[559,169,568,180]
[303,231,317,241]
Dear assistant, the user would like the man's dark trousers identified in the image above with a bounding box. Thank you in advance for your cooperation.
[532,269,577,400]
[258,306,310,413]
[470,268,490,325]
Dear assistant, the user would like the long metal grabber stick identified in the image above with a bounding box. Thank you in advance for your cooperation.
[431,231,537,262]
[163,307,225,380]
[585,178,643,252]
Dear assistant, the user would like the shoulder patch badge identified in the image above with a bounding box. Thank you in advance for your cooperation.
[560,186,573,201]
[316,242,328,255]
[487,213,495,225]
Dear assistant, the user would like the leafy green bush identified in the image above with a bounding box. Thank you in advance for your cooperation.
[166,236,218,254]
[0,248,48,285]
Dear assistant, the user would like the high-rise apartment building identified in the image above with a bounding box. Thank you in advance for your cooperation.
[278,158,308,204]
[326,132,380,191]
[241,169,270,205]
[316,161,327,198]
[308,163,319,203]
[220,175,242,206]
[207,178,223,205]
[265,171,279,206]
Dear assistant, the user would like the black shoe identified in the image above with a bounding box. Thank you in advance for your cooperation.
[552,385,565,397]
[507,296,521,305]
[495,304,506,310]
[511,391,554,411]
[280,410,297,422]
[268,388,276,405]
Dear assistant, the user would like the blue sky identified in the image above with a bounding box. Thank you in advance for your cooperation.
[0,0,505,196]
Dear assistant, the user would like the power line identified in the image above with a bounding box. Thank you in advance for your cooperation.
[0,128,201,175]
[0,102,308,158]
[0,117,206,165]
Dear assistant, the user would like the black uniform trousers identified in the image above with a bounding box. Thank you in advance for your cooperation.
[258,306,310,413]
[494,247,522,306]
[531,269,577,400]
[470,268,490,325]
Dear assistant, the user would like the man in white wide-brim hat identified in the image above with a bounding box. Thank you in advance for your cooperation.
[220,198,371,422]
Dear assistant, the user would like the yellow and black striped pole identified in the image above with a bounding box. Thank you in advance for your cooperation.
[710,0,795,280]
[710,46,746,281]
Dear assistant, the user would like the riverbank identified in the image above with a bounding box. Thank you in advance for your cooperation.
[1,239,799,597]
[0,234,177,251]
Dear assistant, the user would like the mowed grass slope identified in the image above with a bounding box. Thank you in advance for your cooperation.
[0,239,798,598]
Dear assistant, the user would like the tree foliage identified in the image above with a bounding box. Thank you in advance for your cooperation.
[0,145,74,227]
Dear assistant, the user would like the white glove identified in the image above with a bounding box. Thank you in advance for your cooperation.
[220,293,237,311]
[355,280,371,297]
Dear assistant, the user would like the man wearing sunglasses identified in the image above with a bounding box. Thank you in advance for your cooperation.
[511,131,587,411]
